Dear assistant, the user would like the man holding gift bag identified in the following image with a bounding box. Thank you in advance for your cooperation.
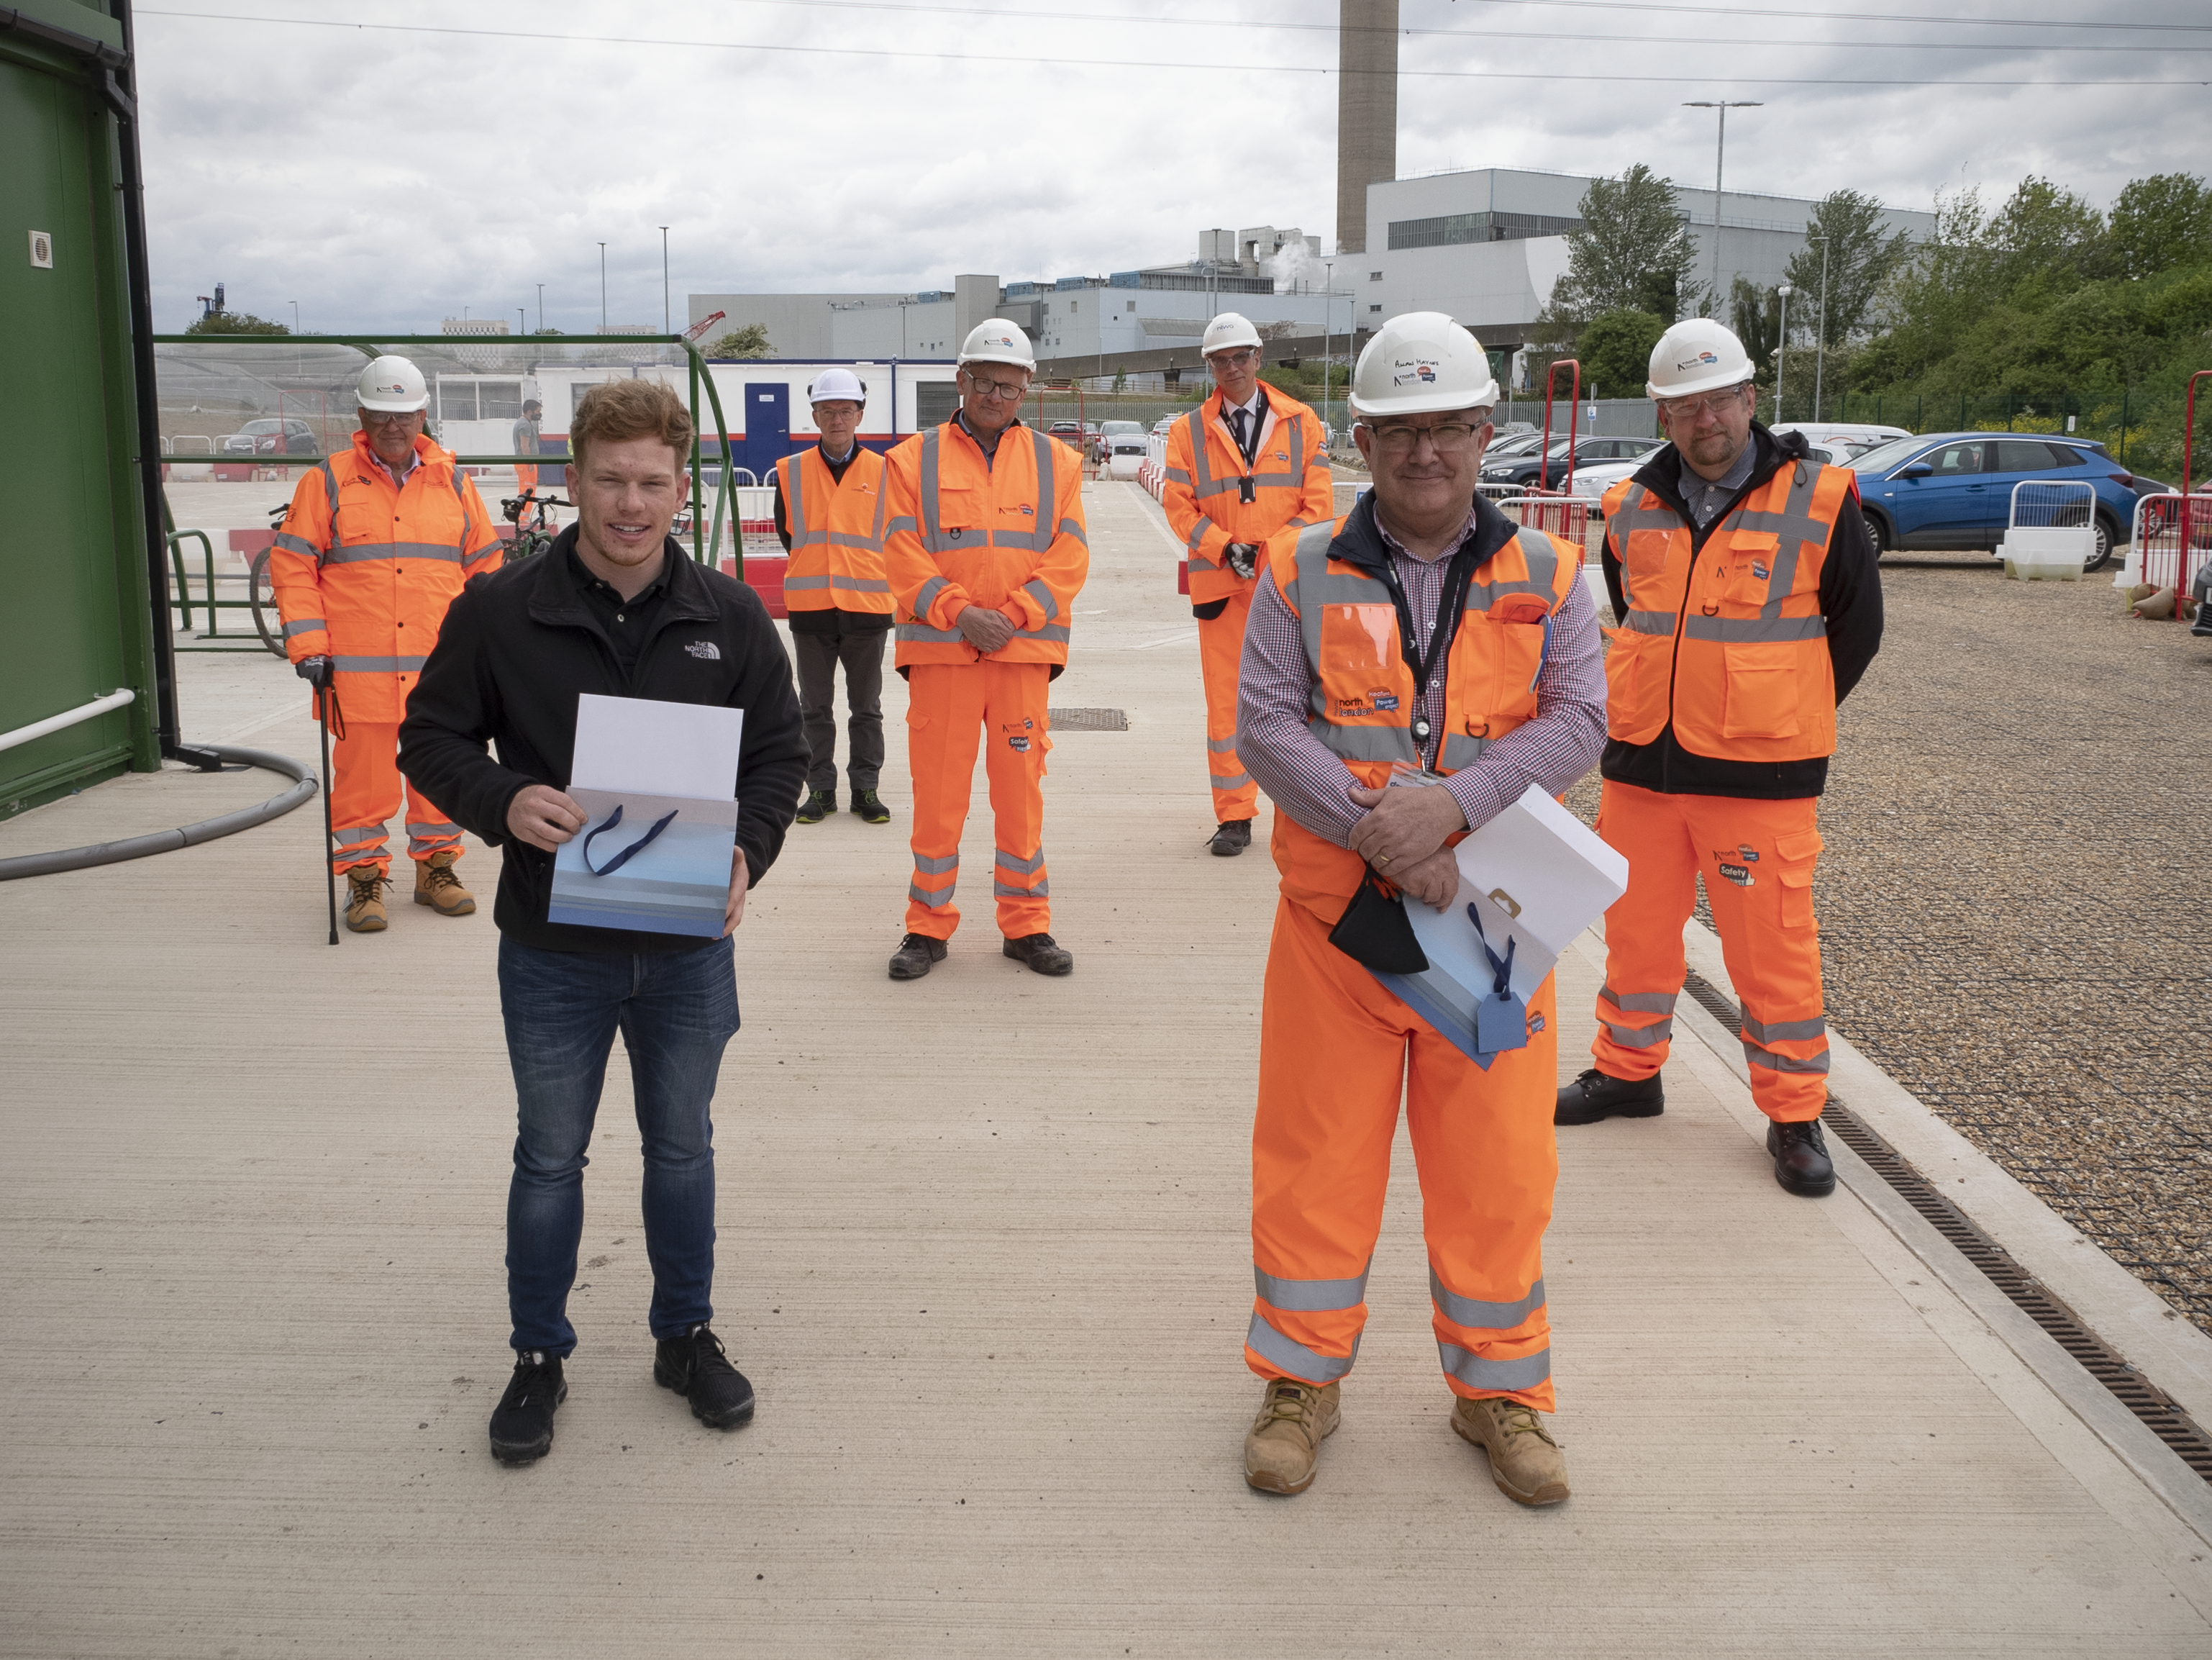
[400,378,808,1465]
[1234,313,1606,1505]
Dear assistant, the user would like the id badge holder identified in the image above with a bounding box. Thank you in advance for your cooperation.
[1239,476,1256,504]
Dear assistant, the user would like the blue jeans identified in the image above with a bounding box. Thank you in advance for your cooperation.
[498,935,739,1356]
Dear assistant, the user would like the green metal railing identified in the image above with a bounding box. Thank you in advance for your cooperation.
[150,332,742,576]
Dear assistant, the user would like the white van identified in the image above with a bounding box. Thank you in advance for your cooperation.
[1770,421,1911,458]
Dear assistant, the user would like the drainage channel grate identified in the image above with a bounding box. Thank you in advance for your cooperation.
[1050,707,1128,732]
[1680,969,2212,1486]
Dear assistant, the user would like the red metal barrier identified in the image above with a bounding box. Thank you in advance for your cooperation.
[1539,358,1582,494]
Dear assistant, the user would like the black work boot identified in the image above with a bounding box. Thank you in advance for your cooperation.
[1208,818,1254,857]
[795,789,834,824]
[655,1323,755,1428]
[888,932,947,980]
[1003,932,1074,976]
[1555,1068,1665,1126]
[1767,1118,1836,1197]
[851,789,892,825]
[488,1349,566,1464]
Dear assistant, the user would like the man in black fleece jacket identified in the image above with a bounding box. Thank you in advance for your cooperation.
[1555,320,1883,1201]
[399,379,806,1465]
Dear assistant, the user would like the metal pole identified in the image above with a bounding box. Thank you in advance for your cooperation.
[536,283,545,331]
[1775,284,1793,422]
[1813,235,1830,421]
[598,242,607,330]
[1323,258,1333,443]
[660,226,670,336]
[1683,101,1761,305]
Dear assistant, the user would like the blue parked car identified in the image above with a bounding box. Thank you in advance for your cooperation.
[1845,432,2138,571]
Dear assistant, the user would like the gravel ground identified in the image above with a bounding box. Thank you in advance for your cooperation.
[1575,556,2212,1334]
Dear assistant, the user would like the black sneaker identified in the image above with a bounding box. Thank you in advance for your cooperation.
[1767,1118,1836,1197]
[1555,1068,1665,1125]
[488,1349,566,1464]
[795,789,834,825]
[889,932,947,980]
[654,1323,755,1429]
[851,789,892,825]
[1003,932,1074,976]
[1208,819,1253,857]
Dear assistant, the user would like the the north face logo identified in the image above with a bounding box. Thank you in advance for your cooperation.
[683,640,721,661]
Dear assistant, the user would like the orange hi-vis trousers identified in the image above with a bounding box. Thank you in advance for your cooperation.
[1197,586,1259,823]
[1590,780,1830,1122]
[903,661,1052,940]
[330,720,463,876]
[1247,897,1559,1412]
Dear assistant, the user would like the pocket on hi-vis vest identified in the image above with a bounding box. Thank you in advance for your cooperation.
[1319,603,1400,720]
[1720,643,1803,740]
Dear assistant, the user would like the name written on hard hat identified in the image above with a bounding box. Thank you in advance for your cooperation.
[1392,358,1440,386]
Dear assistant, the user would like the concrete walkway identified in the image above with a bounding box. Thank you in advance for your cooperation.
[2,481,2208,1657]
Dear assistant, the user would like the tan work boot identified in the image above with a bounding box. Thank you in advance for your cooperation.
[1451,1394,1570,1507]
[413,850,475,916]
[344,867,391,933]
[1243,1376,1340,1495]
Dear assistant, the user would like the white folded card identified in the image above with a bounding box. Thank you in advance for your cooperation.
[548,694,745,938]
[1403,783,1630,1007]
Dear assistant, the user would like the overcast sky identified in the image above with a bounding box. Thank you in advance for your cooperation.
[134,0,2212,334]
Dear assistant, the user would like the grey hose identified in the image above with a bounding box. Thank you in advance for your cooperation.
[0,743,317,881]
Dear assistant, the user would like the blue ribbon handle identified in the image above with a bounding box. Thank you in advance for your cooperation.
[1469,902,1516,997]
[581,802,679,877]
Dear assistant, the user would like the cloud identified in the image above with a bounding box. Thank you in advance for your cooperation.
[135,0,2212,332]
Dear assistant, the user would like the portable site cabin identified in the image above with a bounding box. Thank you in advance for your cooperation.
[514,359,962,480]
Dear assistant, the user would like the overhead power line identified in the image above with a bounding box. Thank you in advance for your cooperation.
[138,9,2212,83]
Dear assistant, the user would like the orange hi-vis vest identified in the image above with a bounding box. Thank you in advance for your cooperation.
[1267,512,1583,922]
[1601,457,1849,762]
[883,419,1090,672]
[774,444,893,614]
[269,430,501,725]
[1162,386,1334,604]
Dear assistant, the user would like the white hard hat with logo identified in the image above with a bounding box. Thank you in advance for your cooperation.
[807,366,867,407]
[957,320,1036,373]
[1201,312,1263,358]
[1646,319,1753,400]
[1348,312,1500,420]
[355,355,429,413]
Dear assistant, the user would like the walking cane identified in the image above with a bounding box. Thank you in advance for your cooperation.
[316,679,342,945]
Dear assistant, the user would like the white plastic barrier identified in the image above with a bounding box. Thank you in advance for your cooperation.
[1998,479,2095,581]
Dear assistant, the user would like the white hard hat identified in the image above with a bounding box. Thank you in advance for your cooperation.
[1646,319,1753,400]
[807,366,867,407]
[355,355,428,413]
[1201,312,1263,358]
[1348,312,1500,420]
[957,319,1036,373]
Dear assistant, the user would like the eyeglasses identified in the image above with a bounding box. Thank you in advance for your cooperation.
[360,409,420,427]
[1657,384,1751,420]
[963,373,1029,402]
[1209,348,1260,371]
[1364,421,1486,455]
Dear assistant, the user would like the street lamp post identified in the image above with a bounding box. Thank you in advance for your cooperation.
[1775,283,1794,423]
[659,226,670,336]
[535,283,545,332]
[598,242,607,330]
[1683,101,1763,305]
[1322,258,1334,441]
[1811,234,1831,421]
[289,300,299,332]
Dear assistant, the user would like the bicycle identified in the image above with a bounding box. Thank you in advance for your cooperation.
[248,503,288,657]
[501,489,573,561]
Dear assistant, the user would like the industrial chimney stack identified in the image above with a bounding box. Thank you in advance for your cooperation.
[1334,0,1398,257]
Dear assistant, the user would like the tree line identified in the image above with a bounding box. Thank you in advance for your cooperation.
[1531,166,2212,474]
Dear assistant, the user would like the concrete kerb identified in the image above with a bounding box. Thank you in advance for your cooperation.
[1571,915,2212,1551]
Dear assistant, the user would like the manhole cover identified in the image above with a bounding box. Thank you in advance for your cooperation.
[1050,707,1128,732]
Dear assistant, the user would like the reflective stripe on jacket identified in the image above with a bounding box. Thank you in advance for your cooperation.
[1266,512,1581,920]
[1161,386,1334,604]
[775,445,893,614]
[1601,457,1849,762]
[883,420,1091,670]
[268,430,502,724]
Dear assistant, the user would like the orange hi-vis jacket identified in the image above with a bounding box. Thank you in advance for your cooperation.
[774,444,894,615]
[1266,514,1583,923]
[883,419,1090,673]
[270,431,502,725]
[1162,386,1334,604]
[1600,458,1851,762]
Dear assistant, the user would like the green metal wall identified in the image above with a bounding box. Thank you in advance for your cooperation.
[1,0,158,819]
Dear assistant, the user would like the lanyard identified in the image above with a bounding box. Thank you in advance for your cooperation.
[581,802,679,876]
[1369,536,1482,759]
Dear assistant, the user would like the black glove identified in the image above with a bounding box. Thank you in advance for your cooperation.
[1224,542,1259,580]
[294,655,334,690]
